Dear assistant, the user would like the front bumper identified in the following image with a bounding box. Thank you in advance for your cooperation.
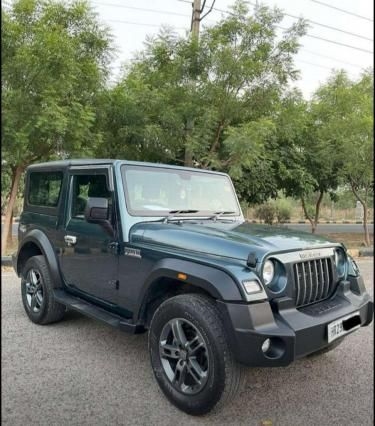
[218,276,373,367]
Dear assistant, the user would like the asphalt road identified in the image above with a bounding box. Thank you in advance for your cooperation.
[3,222,375,236]
[285,223,374,234]
[1,260,373,426]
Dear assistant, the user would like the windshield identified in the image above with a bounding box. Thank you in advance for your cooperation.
[121,165,241,217]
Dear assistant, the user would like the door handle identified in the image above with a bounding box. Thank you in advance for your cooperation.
[108,242,119,254]
[64,235,77,246]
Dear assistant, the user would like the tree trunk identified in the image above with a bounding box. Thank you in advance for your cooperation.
[301,197,315,233]
[184,119,193,167]
[362,202,370,246]
[203,120,224,168]
[301,191,324,234]
[350,182,370,247]
[1,165,24,254]
[313,191,324,235]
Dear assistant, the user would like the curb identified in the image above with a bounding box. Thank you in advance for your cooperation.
[358,247,374,257]
[2,256,13,267]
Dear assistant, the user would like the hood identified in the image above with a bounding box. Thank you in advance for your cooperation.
[130,220,338,262]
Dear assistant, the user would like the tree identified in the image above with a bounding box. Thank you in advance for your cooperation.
[95,0,307,179]
[270,87,346,233]
[311,70,373,245]
[1,0,112,252]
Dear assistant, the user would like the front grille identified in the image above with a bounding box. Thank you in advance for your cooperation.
[293,257,335,308]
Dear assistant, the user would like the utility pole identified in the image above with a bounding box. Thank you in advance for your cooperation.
[184,0,215,167]
[191,0,202,39]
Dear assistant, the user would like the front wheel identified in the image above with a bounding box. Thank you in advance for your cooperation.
[148,294,244,415]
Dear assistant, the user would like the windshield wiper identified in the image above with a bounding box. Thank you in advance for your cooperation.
[210,211,236,221]
[163,210,199,223]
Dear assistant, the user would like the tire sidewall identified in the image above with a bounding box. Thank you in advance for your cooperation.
[149,296,227,415]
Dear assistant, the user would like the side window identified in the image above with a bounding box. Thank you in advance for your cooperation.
[70,174,112,219]
[28,172,63,207]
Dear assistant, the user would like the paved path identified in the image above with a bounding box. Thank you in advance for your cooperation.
[1,260,373,425]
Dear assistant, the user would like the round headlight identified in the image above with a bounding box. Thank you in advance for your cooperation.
[335,249,347,278]
[262,260,275,285]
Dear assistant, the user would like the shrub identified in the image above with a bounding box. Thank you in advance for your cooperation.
[274,199,292,223]
[255,202,276,225]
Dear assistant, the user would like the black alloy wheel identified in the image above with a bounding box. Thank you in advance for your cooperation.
[149,294,244,415]
[159,318,209,395]
[24,268,44,313]
[21,256,66,325]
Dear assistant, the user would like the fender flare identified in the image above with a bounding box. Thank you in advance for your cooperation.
[135,258,244,320]
[16,229,63,288]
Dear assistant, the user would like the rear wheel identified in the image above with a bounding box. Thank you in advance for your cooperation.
[148,294,244,415]
[21,255,66,325]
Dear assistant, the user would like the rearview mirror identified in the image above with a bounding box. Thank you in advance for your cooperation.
[84,197,109,223]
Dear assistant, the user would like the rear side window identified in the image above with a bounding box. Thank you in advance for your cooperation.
[28,171,63,207]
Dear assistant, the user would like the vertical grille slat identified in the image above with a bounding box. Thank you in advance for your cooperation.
[323,258,330,298]
[294,264,302,306]
[301,262,307,305]
[293,257,335,308]
[318,259,325,300]
[313,260,319,301]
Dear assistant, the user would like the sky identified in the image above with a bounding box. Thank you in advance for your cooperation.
[88,0,373,99]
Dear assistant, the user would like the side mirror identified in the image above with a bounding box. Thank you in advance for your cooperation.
[84,197,109,223]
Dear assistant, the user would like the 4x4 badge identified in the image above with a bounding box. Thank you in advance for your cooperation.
[124,248,142,259]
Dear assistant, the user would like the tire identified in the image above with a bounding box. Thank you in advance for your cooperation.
[148,294,244,416]
[308,338,344,358]
[21,255,66,325]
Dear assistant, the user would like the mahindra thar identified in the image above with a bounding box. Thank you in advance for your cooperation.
[12,159,373,415]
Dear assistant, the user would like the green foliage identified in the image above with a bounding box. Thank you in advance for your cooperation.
[2,0,113,167]
[95,0,307,177]
[274,198,292,223]
[254,198,292,225]
[312,69,373,199]
[309,69,373,241]
[255,202,277,225]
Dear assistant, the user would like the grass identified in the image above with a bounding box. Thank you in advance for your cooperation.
[318,232,373,249]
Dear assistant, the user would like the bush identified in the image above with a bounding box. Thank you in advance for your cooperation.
[254,199,292,225]
[274,199,292,223]
[255,203,276,225]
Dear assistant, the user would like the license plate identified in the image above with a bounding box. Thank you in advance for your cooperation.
[327,312,361,343]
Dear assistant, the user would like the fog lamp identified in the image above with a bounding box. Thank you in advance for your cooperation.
[261,338,271,353]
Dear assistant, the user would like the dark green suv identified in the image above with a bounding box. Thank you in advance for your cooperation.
[13,159,373,415]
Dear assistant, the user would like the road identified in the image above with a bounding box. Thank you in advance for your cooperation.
[285,223,373,234]
[3,222,374,236]
[1,260,373,426]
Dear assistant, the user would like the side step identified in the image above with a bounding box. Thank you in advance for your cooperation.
[53,289,143,333]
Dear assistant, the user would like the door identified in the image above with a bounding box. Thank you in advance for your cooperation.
[60,169,119,304]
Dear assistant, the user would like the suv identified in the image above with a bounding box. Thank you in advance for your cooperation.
[13,159,373,415]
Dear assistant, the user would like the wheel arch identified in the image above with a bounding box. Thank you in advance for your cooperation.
[135,258,243,325]
[16,229,63,288]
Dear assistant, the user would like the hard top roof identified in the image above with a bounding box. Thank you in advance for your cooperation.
[26,159,227,175]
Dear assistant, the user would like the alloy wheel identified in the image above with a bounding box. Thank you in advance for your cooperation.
[25,268,44,313]
[159,318,209,395]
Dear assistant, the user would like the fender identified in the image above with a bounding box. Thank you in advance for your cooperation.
[16,229,63,288]
[135,258,245,321]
